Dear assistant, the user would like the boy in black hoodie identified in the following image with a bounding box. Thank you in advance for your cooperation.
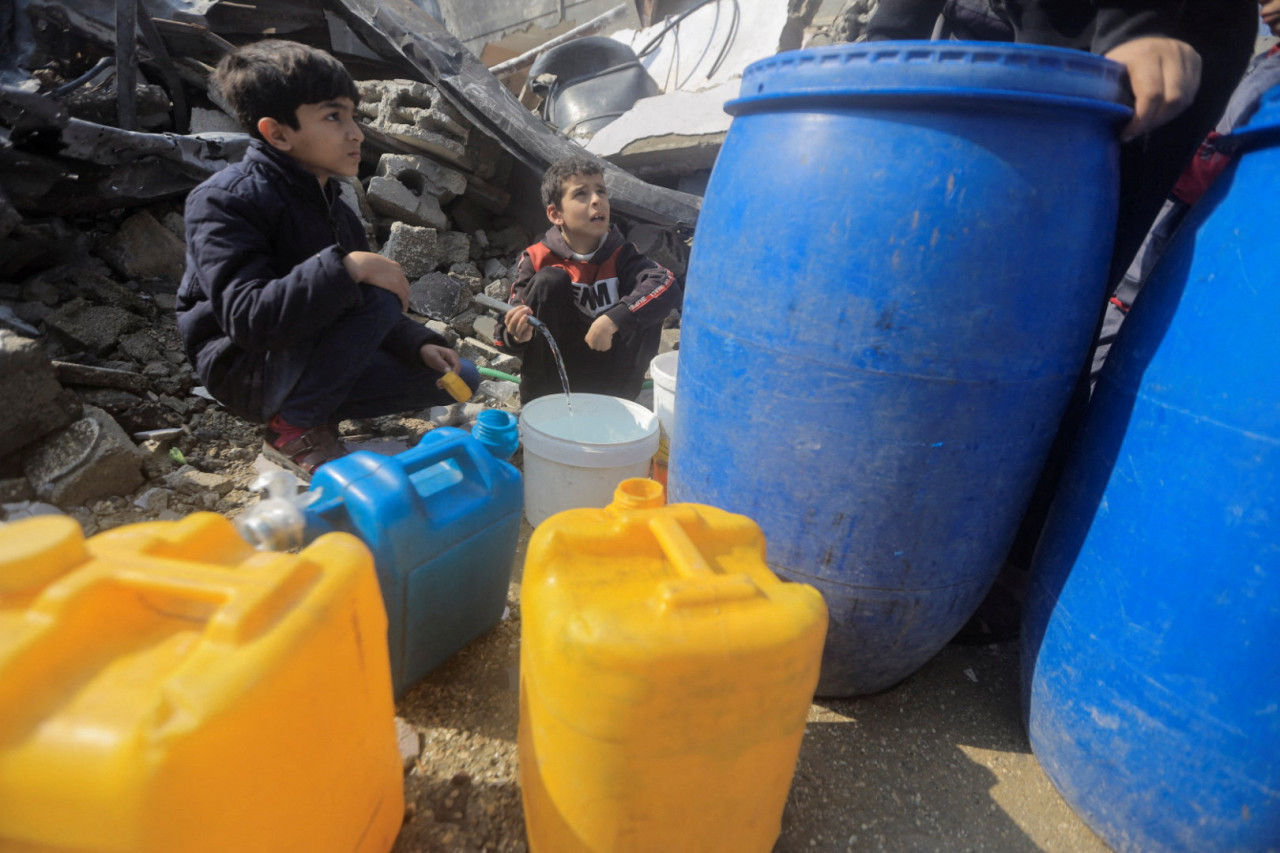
[496,157,681,405]
[176,40,478,476]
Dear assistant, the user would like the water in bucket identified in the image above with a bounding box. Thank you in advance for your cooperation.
[518,394,659,526]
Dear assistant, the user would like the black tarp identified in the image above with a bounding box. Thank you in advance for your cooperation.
[12,0,701,227]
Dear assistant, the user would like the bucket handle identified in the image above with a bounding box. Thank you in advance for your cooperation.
[648,514,762,609]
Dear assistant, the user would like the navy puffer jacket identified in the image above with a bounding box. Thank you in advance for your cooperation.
[176,140,442,420]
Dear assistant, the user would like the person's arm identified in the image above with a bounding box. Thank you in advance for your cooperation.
[342,252,410,310]
[381,314,449,367]
[595,246,680,350]
[185,185,361,353]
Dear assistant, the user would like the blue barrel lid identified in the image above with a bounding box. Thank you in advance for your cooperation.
[729,41,1130,117]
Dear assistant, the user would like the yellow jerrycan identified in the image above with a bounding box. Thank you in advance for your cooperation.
[520,479,828,852]
[0,512,404,853]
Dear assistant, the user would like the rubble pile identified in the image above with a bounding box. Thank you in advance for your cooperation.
[0,5,694,537]
[0,194,536,532]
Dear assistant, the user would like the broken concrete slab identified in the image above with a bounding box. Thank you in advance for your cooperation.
[367,174,449,230]
[456,337,520,374]
[410,272,467,321]
[383,222,439,280]
[329,0,701,227]
[24,404,144,507]
[358,79,471,166]
[376,152,468,201]
[437,231,472,267]
[0,331,82,458]
[471,314,498,345]
[44,299,146,357]
[97,210,187,283]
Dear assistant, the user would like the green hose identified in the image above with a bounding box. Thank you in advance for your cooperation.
[476,366,654,390]
[478,366,521,384]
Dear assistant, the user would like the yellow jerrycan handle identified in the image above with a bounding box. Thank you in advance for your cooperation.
[602,476,765,611]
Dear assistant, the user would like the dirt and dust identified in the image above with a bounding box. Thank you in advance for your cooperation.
[46,315,1108,852]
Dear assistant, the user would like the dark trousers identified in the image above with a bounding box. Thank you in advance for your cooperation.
[268,285,479,427]
[516,267,659,405]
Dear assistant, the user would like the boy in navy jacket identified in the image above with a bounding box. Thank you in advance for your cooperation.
[495,156,680,404]
[176,40,478,476]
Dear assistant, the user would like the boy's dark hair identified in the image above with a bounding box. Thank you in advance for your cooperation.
[540,156,605,209]
[213,40,360,142]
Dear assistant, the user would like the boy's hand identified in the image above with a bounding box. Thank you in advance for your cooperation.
[419,343,461,374]
[585,314,618,351]
[1105,37,1201,142]
[505,305,536,343]
[344,251,410,311]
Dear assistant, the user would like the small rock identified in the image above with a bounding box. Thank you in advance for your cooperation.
[395,716,421,771]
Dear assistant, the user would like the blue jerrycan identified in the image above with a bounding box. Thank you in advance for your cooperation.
[1021,89,1280,852]
[305,427,523,697]
[669,42,1129,695]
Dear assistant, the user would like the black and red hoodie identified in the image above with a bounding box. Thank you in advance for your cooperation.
[496,225,680,404]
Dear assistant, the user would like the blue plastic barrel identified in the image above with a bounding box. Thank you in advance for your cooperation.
[668,42,1129,696]
[1021,90,1280,852]
[305,427,523,697]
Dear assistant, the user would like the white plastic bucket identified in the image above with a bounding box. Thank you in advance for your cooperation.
[649,351,678,458]
[519,393,660,526]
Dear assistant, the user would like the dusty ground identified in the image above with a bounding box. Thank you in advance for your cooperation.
[39,330,1110,852]
[51,395,1110,852]
[385,517,1110,853]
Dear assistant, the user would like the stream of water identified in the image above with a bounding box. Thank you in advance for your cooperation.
[532,321,572,415]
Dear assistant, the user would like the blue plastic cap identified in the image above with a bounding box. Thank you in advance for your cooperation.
[729,41,1130,117]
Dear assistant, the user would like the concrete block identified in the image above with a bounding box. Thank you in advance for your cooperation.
[437,231,472,267]
[24,405,144,507]
[471,314,498,345]
[484,280,512,301]
[0,331,82,458]
[358,80,469,165]
[366,175,448,230]
[382,223,439,280]
[483,258,508,280]
[376,153,467,201]
[97,210,186,283]
[424,319,459,347]
[456,337,503,366]
[490,351,522,375]
[409,272,467,321]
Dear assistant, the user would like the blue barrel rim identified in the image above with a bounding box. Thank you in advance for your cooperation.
[733,41,1128,112]
[726,87,1132,121]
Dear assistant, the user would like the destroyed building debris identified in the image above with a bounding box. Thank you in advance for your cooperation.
[0,0,853,518]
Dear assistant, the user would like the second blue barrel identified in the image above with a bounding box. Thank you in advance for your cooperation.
[668,42,1129,695]
[1021,88,1280,853]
